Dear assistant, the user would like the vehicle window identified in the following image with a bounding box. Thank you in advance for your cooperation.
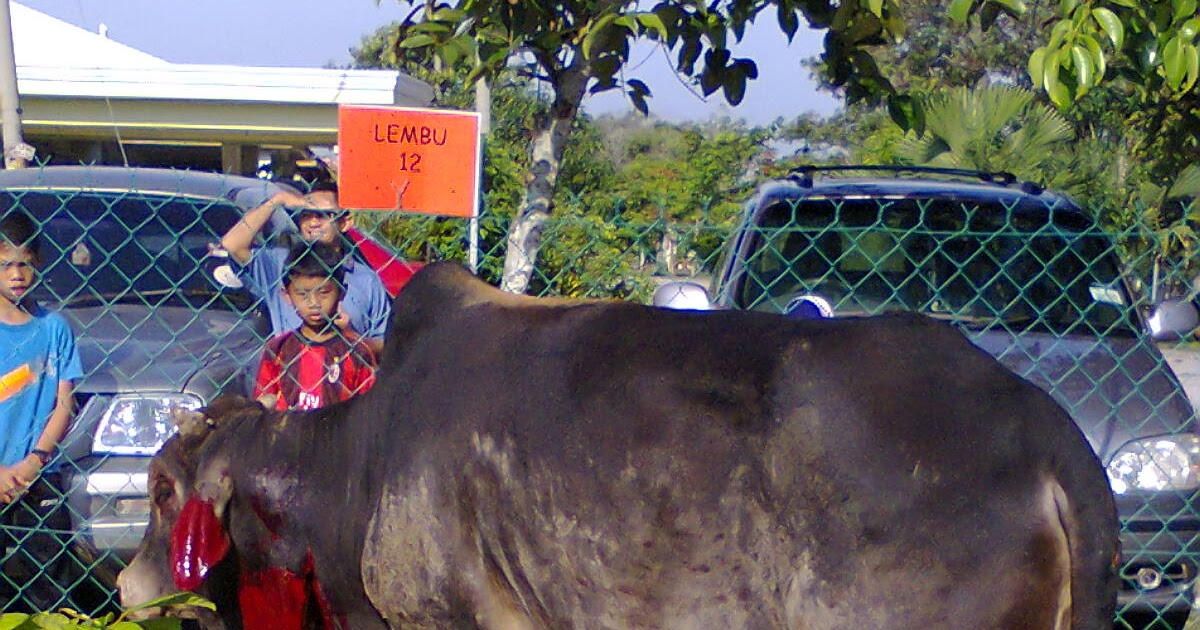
[738,196,1138,336]
[1,190,256,311]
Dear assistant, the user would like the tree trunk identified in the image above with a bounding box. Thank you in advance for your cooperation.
[500,66,588,294]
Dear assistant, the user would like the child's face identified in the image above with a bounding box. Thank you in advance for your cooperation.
[283,274,342,330]
[0,243,36,306]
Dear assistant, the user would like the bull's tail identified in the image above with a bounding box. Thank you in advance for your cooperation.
[1042,476,1118,629]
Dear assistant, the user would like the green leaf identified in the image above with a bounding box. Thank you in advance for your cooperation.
[1180,17,1200,40]
[1028,46,1048,85]
[25,613,71,630]
[772,5,801,39]
[1174,0,1197,23]
[723,72,747,105]
[677,37,700,75]
[652,4,683,45]
[0,614,32,630]
[122,592,217,616]
[1092,8,1124,48]
[887,94,924,134]
[435,40,457,67]
[844,13,884,45]
[948,0,974,23]
[398,34,436,50]
[991,0,1027,18]
[633,13,667,39]
[735,58,759,81]
[429,7,465,23]
[1047,19,1072,48]
[1042,49,1071,106]
[1081,34,1107,78]
[1046,78,1070,107]
[1071,44,1094,89]
[1163,35,1187,88]
[777,5,799,39]
[1168,165,1200,199]
[868,0,885,18]
[582,13,619,61]
[1060,0,1077,16]
[882,13,906,41]
[1106,0,1138,7]
[1183,42,1200,91]
[410,22,451,35]
[699,67,722,97]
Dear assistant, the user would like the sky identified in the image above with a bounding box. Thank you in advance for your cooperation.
[17,0,840,126]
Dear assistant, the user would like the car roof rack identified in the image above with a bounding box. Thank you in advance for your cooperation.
[786,165,1043,194]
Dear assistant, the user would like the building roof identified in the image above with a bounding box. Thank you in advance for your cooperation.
[12,2,169,67]
[7,2,435,147]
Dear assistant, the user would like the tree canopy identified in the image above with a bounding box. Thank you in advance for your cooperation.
[385,0,1031,292]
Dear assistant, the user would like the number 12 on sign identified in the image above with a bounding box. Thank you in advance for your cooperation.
[397,153,422,173]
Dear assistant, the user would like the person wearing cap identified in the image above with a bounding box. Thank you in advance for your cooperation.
[221,186,391,357]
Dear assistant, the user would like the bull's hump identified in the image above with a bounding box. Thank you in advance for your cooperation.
[392,262,534,315]
[392,262,601,320]
[384,262,587,361]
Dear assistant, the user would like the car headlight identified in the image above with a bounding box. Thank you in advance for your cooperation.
[91,393,203,455]
[1107,434,1200,494]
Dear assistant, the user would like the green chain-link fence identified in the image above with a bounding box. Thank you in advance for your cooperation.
[2,166,1200,629]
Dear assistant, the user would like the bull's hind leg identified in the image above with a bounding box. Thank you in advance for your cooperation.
[997,479,1073,630]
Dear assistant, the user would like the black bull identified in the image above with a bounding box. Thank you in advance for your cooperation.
[117,261,1117,629]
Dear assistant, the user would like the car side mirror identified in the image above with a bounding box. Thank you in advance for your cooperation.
[1148,298,1199,341]
[204,246,244,289]
[653,282,712,310]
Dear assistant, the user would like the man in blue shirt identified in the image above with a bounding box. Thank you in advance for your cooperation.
[0,210,86,612]
[221,184,391,357]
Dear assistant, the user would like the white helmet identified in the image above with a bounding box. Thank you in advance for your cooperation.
[653,282,711,310]
[785,294,833,319]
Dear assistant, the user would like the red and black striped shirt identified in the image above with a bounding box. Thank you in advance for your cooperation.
[253,331,377,411]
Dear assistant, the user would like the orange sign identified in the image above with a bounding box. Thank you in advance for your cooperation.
[337,105,481,217]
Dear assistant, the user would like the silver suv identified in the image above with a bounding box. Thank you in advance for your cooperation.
[662,165,1200,622]
[0,167,296,562]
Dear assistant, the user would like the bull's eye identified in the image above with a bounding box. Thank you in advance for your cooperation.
[152,479,175,508]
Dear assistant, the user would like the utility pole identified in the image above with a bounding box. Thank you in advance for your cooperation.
[0,0,31,169]
[469,67,491,274]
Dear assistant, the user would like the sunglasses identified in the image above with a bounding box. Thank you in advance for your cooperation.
[288,207,346,220]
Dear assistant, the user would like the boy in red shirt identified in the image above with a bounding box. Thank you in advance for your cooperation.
[253,242,377,410]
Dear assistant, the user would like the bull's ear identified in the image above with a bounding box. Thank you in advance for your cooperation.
[202,395,265,429]
[175,409,209,439]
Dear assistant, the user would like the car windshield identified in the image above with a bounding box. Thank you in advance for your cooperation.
[737,196,1140,337]
[2,190,256,312]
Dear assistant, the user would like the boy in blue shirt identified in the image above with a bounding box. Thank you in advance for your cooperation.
[0,210,85,612]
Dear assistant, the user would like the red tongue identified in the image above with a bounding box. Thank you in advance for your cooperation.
[171,497,230,591]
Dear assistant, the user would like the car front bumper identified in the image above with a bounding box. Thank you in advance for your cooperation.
[1116,491,1200,617]
[65,455,152,562]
